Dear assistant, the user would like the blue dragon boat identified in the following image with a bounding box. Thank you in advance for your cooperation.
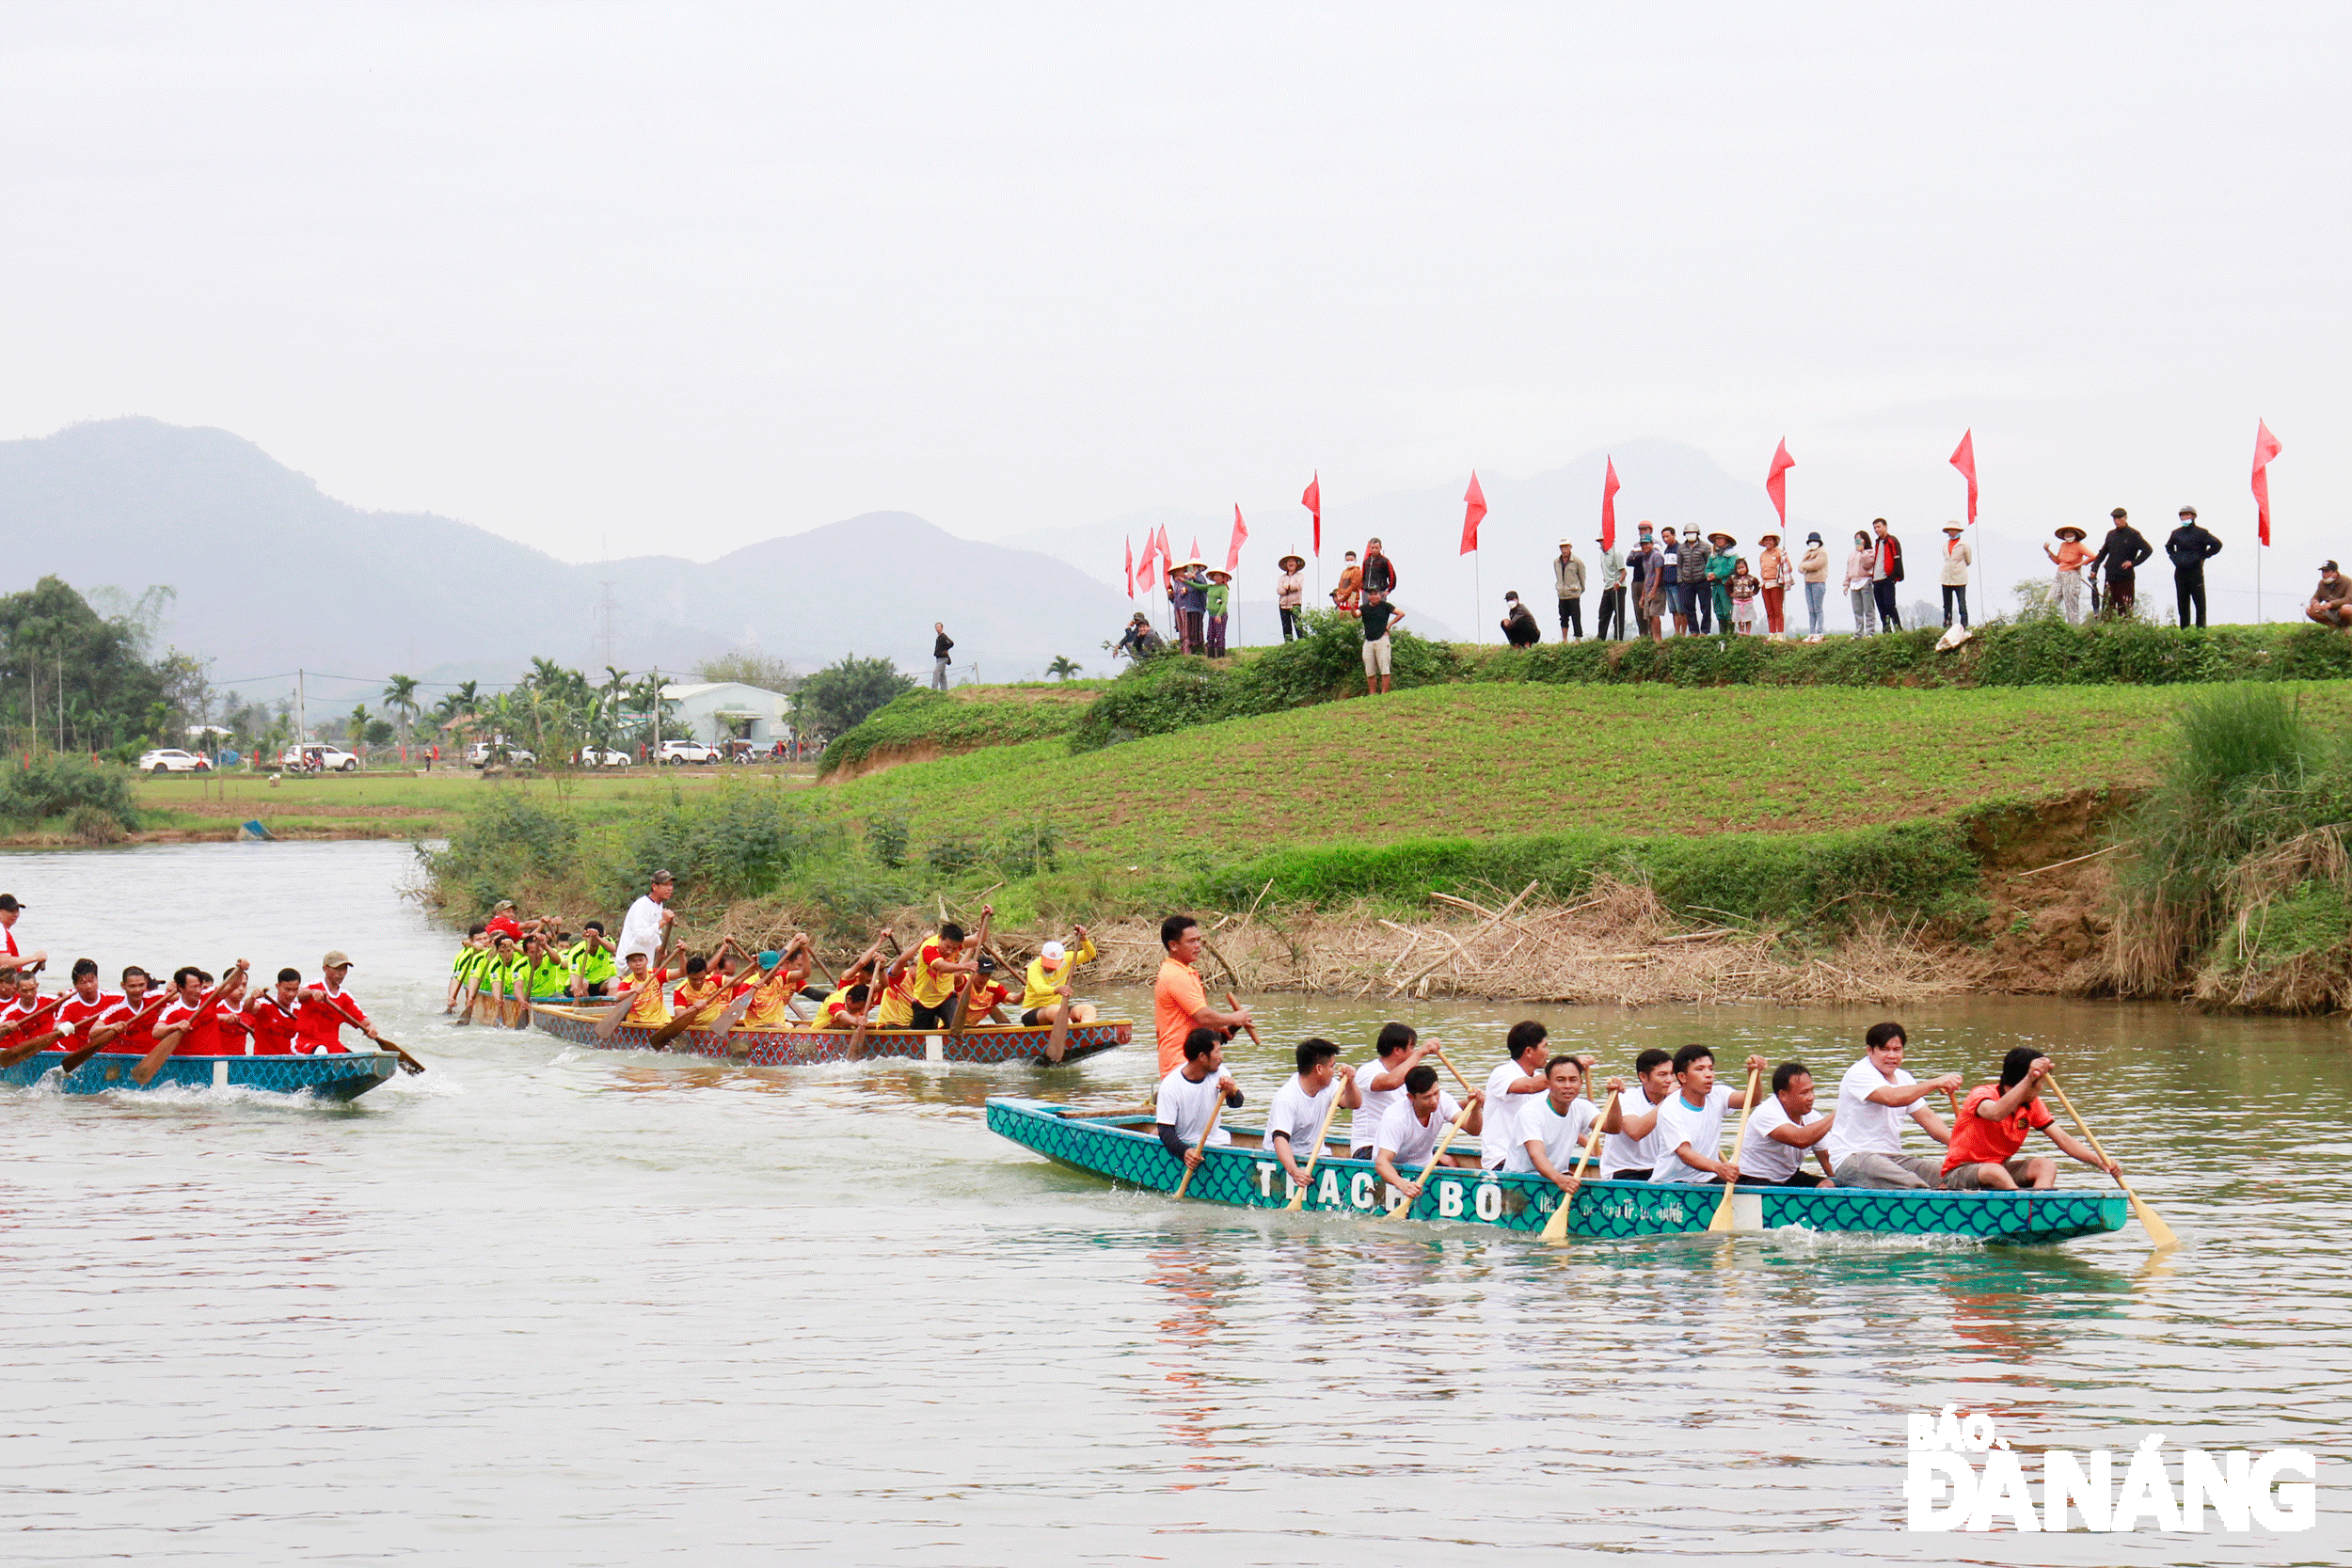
[985,1097,2129,1243]
[0,1049,399,1101]
[531,1004,1129,1066]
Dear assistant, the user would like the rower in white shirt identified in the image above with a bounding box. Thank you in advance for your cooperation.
[1599,1048,1677,1180]
[1737,1061,1838,1188]
[1373,1064,1484,1206]
[1155,1028,1243,1171]
[1264,1038,1359,1193]
[1504,1056,1607,1196]
[1821,1021,1960,1189]
[1480,1022,1556,1171]
[1346,1022,1430,1160]
[1648,1044,1771,1184]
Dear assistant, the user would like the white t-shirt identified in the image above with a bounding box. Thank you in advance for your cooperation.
[617,895,669,963]
[1375,1091,1460,1168]
[1155,1067,1230,1147]
[1266,1074,1341,1159]
[1825,1057,1918,1167]
[1504,1095,1600,1177]
[1601,1086,1673,1176]
[1349,1056,1408,1152]
[1740,1094,1820,1182]
[1482,1059,1542,1169]
[1649,1085,1734,1183]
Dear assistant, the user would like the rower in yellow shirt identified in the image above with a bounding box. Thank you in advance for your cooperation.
[618,945,679,1027]
[1020,927,1098,1027]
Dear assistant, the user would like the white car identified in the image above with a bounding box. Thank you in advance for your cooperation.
[139,748,212,774]
[279,745,360,773]
[657,739,721,765]
[576,747,632,768]
[466,740,537,768]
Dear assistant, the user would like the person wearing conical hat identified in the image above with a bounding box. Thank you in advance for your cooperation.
[1203,567,1232,657]
[2044,525,2092,625]
[1756,531,1788,637]
[1938,522,1973,631]
[1705,531,1739,634]
[1277,554,1307,641]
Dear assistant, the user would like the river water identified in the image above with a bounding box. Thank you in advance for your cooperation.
[0,840,2344,1565]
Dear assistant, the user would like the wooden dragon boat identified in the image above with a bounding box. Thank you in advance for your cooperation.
[530,1004,1129,1066]
[0,1049,399,1101]
[985,1097,2130,1244]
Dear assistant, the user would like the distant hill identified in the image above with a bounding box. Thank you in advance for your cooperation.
[0,420,1131,706]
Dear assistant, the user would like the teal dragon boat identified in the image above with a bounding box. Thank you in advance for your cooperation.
[532,1004,1129,1066]
[0,1049,399,1101]
[985,1098,2129,1243]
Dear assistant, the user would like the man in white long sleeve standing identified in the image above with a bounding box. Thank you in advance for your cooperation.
[617,869,675,967]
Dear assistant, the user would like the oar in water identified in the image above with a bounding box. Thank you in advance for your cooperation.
[1171,1092,1229,1200]
[1541,1086,1617,1243]
[1704,1062,1765,1234]
[0,996,71,1069]
[649,974,733,1048]
[1384,1097,1478,1221]
[1282,1079,1351,1212]
[2042,1071,2180,1250]
[681,952,787,1054]
[365,1035,429,1075]
[130,966,249,1085]
[593,953,667,1043]
[60,992,173,1075]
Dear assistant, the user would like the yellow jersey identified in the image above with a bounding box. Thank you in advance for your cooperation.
[1020,938,1098,1011]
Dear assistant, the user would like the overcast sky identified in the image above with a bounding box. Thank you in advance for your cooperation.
[4,2,2345,614]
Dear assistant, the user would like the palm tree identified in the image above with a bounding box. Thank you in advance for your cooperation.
[1045,655,1081,681]
[347,704,372,756]
[382,674,421,754]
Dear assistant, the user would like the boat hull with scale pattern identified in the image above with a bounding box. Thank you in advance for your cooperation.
[530,1004,1128,1065]
[985,1097,2129,1243]
[0,1049,398,1100]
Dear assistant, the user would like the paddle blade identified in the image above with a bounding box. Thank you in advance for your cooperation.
[2130,1190,2181,1250]
[1540,1193,1573,1242]
[1706,1187,1738,1232]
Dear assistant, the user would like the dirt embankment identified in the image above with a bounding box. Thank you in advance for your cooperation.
[820,742,961,784]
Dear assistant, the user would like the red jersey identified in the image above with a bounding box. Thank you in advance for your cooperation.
[57,990,124,1038]
[486,913,524,942]
[296,985,367,1054]
[173,999,231,1055]
[1943,1084,2058,1173]
[243,995,304,1055]
[111,994,166,1053]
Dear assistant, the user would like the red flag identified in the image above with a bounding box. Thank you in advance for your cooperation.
[1460,471,1486,555]
[1188,537,1200,562]
[2253,420,2282,546]
[1600,457,1620,551]
[1765,439,1795,528]
[1949,430,1978,525]
[1226,504,1248,573]
[1302,472,1321,557]
[1124,535,1135,599]
[1137,538,1156,592]
[1153,525,1172,571]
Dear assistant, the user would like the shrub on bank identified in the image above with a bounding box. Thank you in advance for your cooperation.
[0,754,140,835]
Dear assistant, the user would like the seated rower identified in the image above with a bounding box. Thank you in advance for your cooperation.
[958,956,1016,1025]
[739,943,804,1029]
[1736,1061,1837,1187]
[567,921,617,999]
[103,966,165,1055]
[475,934,521,1023]
[615,944,682,1027]
[816,982,871,1030]
[1942,1049,2120,1191]
[1504,1055,1607,1196]
[1346,1022,1432,1161]
[1823,1021,1961,1190]
[1375,1064,1484,1205]
[295,951,385,1056]
[1020,928,1099,1027]
[161,964,252,1056]
[871,947,916,1028]
[1599,1048,1676,1180]
[446,925,491,1012]
[56,958,122,1042]
[1156,1027,1244,1171]
[908,921,982,1031]
[1265,1037,1360,1193]
[0,978,67,1065]
[667,950,729,1026]
[1649,1044,1772,1185]
[244,969,308,1054]
[1482,1021,1559,1171]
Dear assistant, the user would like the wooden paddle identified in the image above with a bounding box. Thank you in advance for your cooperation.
[452,948,487,1026]
[365,1035,428,1075]
[1224,991,1262,1051]
[1282,1077,1351,1212]
[1043,929,1088,1064]
[0,996,70,1069]
[1171,1088,1230,1199]
[1542,1087,1617,1242]
[2042,1070,2179,1249]
[1705,1062,1764,1234]
[594,947,671,1042]
[649,974,730,1046]
[131,968,248,1085]
[1385,1098,1478,1220]
[61,992,173,1075]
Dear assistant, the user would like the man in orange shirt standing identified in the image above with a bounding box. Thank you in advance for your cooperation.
[1152,913,1254,1076]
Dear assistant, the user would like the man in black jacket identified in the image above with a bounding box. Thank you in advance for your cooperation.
[2090,509,2154,619]
[2166,506,2223,628]
[931,624,954,689]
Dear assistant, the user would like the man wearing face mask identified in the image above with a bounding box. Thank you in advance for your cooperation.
[2166,506,2222,628]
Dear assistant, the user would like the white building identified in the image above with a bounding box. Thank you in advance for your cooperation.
[659,681,792,747]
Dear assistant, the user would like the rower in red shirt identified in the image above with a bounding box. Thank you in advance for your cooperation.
[56,958,123,1041]
[243,969,306,1055]
[157,964,252,1056]
[105,966,169,1057]
[296,950,383,1055]
[0,986,68,1067]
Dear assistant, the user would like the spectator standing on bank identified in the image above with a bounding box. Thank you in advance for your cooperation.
[1552,539,1586,641]
[1361,538,1397,600]
[1870,518,1905,632]
[1276,554,1307,641]
[2091,509,2153,620]
[1332,550,1363,614]
[1360,588,1404,695]
[1799,531,1830,640]
[1939,523,1973,629]
[1677,527,1712,634]
[931,624,954,690]
[1756,532,1788,637]
[1845,530,1879,635]
[2044,526,2092,624]
[1176,562,1210,652]
[1501,592,1542,647]
[1626,525,1660,641]
[2167,506,2222,628]
[1203,568,1232,657]
[1729,559,1760,634]
[1657,527,1684,636]
[1594,532,1626,641]
[1706,531,1738,633]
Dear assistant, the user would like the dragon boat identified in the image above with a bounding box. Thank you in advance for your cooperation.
[985,1097,2130,1244]
[530,1004,1130,1066]
[0,1049,400,1101]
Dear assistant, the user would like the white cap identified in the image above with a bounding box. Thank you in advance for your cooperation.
[1040,941,1066,964]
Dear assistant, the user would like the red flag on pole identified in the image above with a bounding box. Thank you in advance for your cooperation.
[2253,420,2282,546]
[1949,430,1978,525]
[1461,471,1486,555]
[1136,536,1156,592]
[1600,458,1620,551]
[1226,504,1248,573]
[1154,525,1172,571]
[1188,537,1200,562]
[1124,536,1135,598]
[1302,472,1321,557]
[1765,440,1795,528]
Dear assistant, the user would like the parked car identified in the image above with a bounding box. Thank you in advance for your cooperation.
[466,739,537,768]
[575,747,632,768]
[657,739,721,765]
[278,745,360,773]
[138,748,212,774]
